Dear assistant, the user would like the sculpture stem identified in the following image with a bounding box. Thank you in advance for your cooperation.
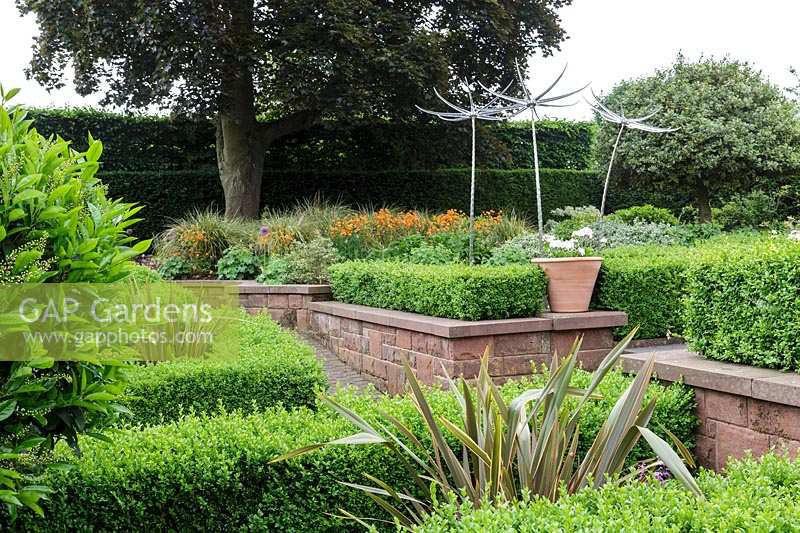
[601,124,625,217]
[530,108,543,248]
[469,115,476,264]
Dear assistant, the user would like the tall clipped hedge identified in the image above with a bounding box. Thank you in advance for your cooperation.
[27,108,594,172]
[103,167,672,238]
[683,238,800,371]
[27,108,216,171]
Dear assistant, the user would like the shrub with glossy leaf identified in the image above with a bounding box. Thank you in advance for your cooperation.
[416,453,800,532]
[684,237,800,371]
[0,86,146,517]
[329,261,547,320]
[122,313,326,425]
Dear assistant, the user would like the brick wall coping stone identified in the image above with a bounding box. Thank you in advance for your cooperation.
[237,282,332,295]
[174,280,331,295]
[622,349,800,408]
[309,301,627,339]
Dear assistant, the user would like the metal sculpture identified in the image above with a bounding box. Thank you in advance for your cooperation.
[416,80,520,263]
[479,62,588,246]
[586,90,678,216]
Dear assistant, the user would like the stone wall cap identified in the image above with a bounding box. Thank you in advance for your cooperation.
[540,311,627,330]
[237,283,332,295]
[622,349,798,403]
[310,301,627,338]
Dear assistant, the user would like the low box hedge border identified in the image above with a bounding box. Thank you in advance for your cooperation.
[122,313,327,426]
[329,261,548,321]
[416,453,800,531]
[4,369,696,531]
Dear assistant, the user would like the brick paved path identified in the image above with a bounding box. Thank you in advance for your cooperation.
[297,332,377,394]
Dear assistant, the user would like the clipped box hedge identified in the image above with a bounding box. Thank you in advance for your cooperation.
[329,261,548,320]
[416,454,800,532]
[4,370,696,531]
[595,245,695,339]
[684,238,800,371]
[122,313,327,425]
[594,234,767,340]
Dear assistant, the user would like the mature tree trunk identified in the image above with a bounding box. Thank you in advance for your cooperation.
[694,182,713,222]
[214,0,320,219]
[216,71,264,219]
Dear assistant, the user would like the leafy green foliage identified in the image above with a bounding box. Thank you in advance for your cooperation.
[0,86,147,517]
[329,261,547,320]
[122,313,326,425]
[1,365,697,531]
[155,255,192,280]
[274,333,700,528]
[256,257,291,284]
[712,190,779,230]
[608,204,678,225]
[595,55,800,220]
[683,237,800,370]
[216,245,260,280]
[282,237,340,284]
[416,453,800,532]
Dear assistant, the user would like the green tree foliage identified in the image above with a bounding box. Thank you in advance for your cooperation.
[18,0,574,218]
[594,55,800,221]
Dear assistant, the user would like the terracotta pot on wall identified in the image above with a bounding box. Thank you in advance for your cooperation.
[532,257,603,313]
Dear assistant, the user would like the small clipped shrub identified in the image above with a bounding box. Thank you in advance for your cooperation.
[683,237,800,370]
[595,245,693,339]
[416,454,800,532]
[122,313,326,425]
[216,245,261,280]
[608,204,678,225]
[330,261,547,320]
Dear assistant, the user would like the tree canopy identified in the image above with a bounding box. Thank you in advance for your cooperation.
[594,55,800,221]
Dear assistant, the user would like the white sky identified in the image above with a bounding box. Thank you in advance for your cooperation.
[1,0,798,120]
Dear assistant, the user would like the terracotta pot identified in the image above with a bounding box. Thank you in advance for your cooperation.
[532,257,603,313]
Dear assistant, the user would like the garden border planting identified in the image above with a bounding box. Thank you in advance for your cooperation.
[3,374,696,532]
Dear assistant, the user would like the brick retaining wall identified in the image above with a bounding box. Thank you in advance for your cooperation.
[622,349,800,471]
[309,301,627,394]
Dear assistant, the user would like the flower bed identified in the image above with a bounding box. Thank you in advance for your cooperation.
[415,454,800,532]
[4,373,695,530]
[123,313,327,425]
[329,261,548,320]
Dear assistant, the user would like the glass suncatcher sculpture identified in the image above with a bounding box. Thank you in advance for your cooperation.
[587,90,678,216]
[480,62,588,247]
[416,80,518,263]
